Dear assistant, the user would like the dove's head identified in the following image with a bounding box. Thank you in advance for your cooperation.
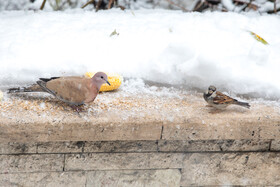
[93,72,111,89]
[206,85,216,95]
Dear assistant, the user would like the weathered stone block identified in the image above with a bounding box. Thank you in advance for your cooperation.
[148,153,184,169]
[220,139,270,151]
[86,169,181,187]
[37,141,84,153]
[0,142,37,154]
[181,153,280,186]
[158,140,221,152]
[0,171,86,187]
[83,140,158,153]
[0,122,162,142]
[271,140,280,151]
[65,153,183,171]
[162,122,263,140]
[158,139,270,152]
[0,154,64,173]
[0,169,181,187]
[65,153,149,171]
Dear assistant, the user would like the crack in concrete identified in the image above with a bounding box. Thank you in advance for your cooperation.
[160,125,164,139]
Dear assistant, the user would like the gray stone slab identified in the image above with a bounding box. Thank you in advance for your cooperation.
[148,153,184,169]
[0,121,162,142]
[220,139,270,152]
[162,122,263,140]
[86,169,181,187]
[0,171,86,187]
[158,140,222,152]
[0,169,181,187]
[37,141,84,153]
[65,153,183,171]
[65,153,149,171]
[0,142,37,154]
[181,153,280,186]
[158,140,270,152]
[84,140,158,153]
[0,154,64,173]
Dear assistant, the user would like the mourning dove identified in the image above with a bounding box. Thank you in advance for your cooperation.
[9,72,110,106]
[203,85,250,110]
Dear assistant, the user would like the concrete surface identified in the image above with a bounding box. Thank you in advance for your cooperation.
[1,88,280,186]
[1,90,279,142]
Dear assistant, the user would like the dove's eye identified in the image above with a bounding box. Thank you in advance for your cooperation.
[101,76,104,79]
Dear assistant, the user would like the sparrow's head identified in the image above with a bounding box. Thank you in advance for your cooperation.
[93,72,111,89]
[207,85,216,95]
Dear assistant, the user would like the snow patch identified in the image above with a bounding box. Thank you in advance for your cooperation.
[0,10,280,100]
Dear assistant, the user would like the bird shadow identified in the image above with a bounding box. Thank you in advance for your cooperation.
[8,92,56,103]
[206,105,249,114]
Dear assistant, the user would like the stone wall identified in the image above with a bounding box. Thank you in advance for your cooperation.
[1,140,280,186]
[1,94,280,186]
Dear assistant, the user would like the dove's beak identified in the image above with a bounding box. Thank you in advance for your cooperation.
[106,80,111,86]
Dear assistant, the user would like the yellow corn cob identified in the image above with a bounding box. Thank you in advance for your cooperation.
[85,72,123,92]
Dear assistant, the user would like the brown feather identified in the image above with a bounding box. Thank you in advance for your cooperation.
[213,91,236,105]
[46,77,98,105]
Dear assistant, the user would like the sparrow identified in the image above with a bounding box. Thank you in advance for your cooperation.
[203,85,250,110]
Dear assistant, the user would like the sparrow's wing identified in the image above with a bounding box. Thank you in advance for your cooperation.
[213,91,236,105]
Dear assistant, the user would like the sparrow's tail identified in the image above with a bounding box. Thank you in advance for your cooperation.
[8,84,45,93]
[234,101,250,109]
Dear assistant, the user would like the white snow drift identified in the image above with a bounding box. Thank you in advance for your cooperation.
[0,9,280,100]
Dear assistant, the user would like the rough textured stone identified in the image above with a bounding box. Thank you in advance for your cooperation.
[0,154,64,173]
[37,141,84,153]
[162,122,265,140]
[65,153,149,171]
[86,169,181,187]
[0,142,37,154]
[1,93,280,143]
[0,121,162,142]
[271,140,280,151]
[83,140,158,153]
[0,169,181,187]
[158,140,222,152]
[65,153,183,171]
[220,139,270,152]
[0,171,86,187]
[1,93,280,186]
[148,153,184,169]
[181,153,280,186]
[158,139,270,152]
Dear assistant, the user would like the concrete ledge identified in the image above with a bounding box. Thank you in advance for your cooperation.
[1,92,280,185]
[1,92,279,143]
[0,121,163,142]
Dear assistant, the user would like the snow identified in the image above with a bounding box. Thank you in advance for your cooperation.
[0,9,280,100]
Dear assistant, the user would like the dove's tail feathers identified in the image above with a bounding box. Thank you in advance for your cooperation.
[8,77,60,93]
[8,84,45,93]
[234,101,250,109]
